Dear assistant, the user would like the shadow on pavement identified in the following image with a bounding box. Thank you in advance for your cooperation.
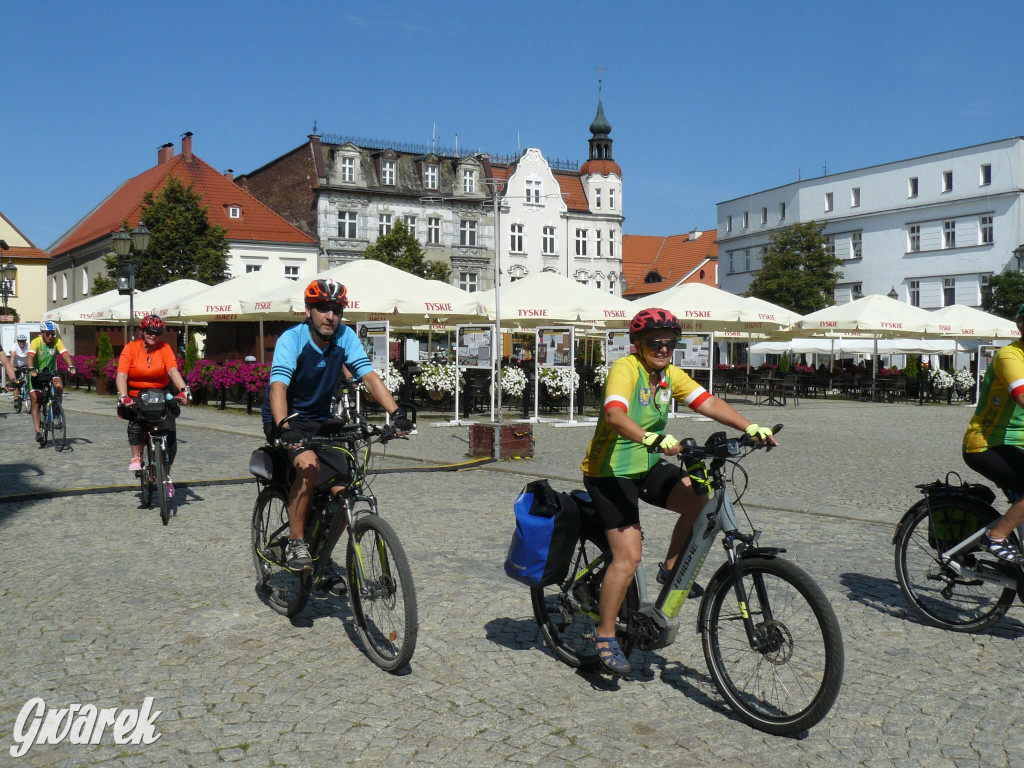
[483,616,547,654]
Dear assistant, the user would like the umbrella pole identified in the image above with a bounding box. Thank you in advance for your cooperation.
[259,320,265,364]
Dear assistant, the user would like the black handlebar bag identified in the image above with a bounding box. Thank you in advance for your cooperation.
[138,388,179,423]
[504,479,581,588]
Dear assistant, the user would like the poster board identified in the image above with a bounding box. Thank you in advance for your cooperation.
[355,321,389,369]
[605,330,630,365]
[672,334,712,369]
[457,325,493,369]
[536,328,573,368]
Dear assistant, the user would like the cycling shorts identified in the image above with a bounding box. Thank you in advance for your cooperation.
[963,446,1024,499]
[583,459,685,531]
[263,420,352,490]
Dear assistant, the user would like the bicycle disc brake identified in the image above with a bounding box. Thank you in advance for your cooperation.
[753,620,793,663]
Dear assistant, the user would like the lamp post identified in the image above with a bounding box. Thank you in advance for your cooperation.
[887,286,899,300]
[0,240,15,317]
[1013,244,1024,271]
[113,224,151,341]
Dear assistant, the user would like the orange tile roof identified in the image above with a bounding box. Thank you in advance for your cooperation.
[0,211,48,260]
[553,171,589,211]
[51,149,315,258]
[579,159,622,177]
[622,231,718,297]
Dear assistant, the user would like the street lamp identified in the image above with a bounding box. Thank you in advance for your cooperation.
[113,224,151,341]
[0,240,15,316]
[1013,244,1024,271]
[887,286,899,300]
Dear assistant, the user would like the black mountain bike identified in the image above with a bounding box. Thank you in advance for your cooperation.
[128,389,183,525]
[531,426,844,736]
[31,370,67,452]
[249,406,418,673]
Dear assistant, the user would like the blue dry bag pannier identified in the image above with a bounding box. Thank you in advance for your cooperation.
[504,479,581,588]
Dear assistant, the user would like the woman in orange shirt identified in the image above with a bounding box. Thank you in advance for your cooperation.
[115,315,191,497]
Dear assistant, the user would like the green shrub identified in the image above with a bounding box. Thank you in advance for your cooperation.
[904,355,919,378]
[185,331,199,374]
[778,353,791,374]
[96,333,115,376]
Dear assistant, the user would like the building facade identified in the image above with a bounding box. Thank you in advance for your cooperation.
[621,230,718,300]
[716,137,1024,308]
[237,97,625,294]
[0,211,49,323]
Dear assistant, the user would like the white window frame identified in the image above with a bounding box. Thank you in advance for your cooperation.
[595,188,602,209]
[381,160,396,186]
[609,229,616,258]
[51,277,57,302]
[726,215,733,233]
[228,206,241,219]
[378,213,393,237]
[283,264,300,281]
[462,169,476,194]
[459,219,477,246]
[943,220,956,248]
[943,277,956,306]
[62,274,67,299]
[459,271,478,293]
[742,211,749,228]
[942,170,953,193]
[525,179,542,204]
[575,228,588,257]
[509,223,524,253]
[82,266,89,296]
[824,192,833,212]
[404,215,417,237]
[744,249,751,271]
[609,188,616,209]
[424,164,438,190]
[341,156,355,183]
[245,264,262,274]
[852,231,862,259]
[851,187,860,207]
[596,229,602,257]
[427,217,441,245]
[542,226,556,255]
[826,234,836,258]
[909,224,921,252]
[908,177,919,198]
[980,215,993,245]
[909,280,920,307]
[779,202,786,221]
[760,207,767,224]
[338,210,357,239]
[980,163,992,186]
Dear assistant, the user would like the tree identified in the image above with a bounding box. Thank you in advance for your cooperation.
[745,221,843,314]
[982,268,1024,320]
[93,176,230,293]
[362,219,451,282]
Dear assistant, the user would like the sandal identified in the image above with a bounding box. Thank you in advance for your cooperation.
[980,534,1024,565]
[656,562,704,597]
[590,632,631,676]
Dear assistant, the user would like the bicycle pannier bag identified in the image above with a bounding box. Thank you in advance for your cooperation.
[504,479,581,588]
[138,389,170,422]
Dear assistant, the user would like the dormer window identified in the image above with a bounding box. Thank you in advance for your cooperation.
[463,169,476,194]
[644,271,663,284]
[228,205,242,219]
[424,163,438,190]
[381,160,396,186]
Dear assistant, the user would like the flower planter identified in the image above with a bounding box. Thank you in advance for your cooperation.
[94,377,111,396]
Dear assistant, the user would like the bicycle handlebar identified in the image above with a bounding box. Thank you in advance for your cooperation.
[679,423,783,462]
[274,418,408,450]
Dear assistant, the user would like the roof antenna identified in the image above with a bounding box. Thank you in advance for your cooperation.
[312,120,318,135]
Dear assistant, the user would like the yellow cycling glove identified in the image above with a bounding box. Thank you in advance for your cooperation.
[745,424,773,441]
[642,432,680,453]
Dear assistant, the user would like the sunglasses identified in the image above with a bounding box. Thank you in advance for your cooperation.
[143,328,163,336]
[42,332,55,337]
[312,302,344,314]
[642,338,678,352]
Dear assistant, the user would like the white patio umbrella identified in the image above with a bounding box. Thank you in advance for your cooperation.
[92,279,210,322]
[635,282,792,334]
[473,271,635,327]
[797,294,938,337]
[42,289,123,323]
[156,272,289,322]
[928,304,1021,339]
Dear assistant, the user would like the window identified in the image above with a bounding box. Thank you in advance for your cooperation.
[378,213,393,237]
[825,192,833,212]
[427,217,441,245]
[542,226,556,255]
[62,274,67,299]
[908,177,919,198]
[525,179,542,204]
[851,283,863,299]
[609,229,616,257]
[596,230,602,257]
[980,163,992,186]
[596,280,602,290]
[51,277,56,302]
[284,265,300,281]
[981,215,994,245]
[779,202,786,221]
[909,280,920,307]
[942,170,953,192]
[742,211,749,228]
[228,206,241,219]
[944,277,956,306]
[595,188,602,209]
[909,225,921,252]
[852,231,862,259]
[825,234,836,258]
[404,215,417,236]
[575,228,588,257]
[609,188,616,209]
[726,215,733,233]
[424,164,438,189]
[82,267,89,296]
[341,156,355,183]
[760,207,767,224]
[510,223,524,253]
[744,250,751,271]
[338,211,357,239]
[851,187,860,207]
[459,271,478,293]
[462,169,476,193]
[459,220,477,246]
[943,220,956,248]
[381,160,396,186]
[245,264,262,274]
[981,274,992,304]
[728,253,735,273]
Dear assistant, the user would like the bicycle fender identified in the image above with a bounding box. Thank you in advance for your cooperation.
[740,546,785,559]
[892,495,1000,545]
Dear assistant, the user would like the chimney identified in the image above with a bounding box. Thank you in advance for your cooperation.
[182,131,193,162]
[157,142,174,165]
[224,169,234,182]
[690,228,701,240]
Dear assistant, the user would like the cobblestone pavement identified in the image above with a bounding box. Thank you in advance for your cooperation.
[1,390,1022,767]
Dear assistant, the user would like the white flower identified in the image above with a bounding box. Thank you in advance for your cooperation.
[356,361,403,394]
[593,365,608,387]
[539,366,580,398]
[414,363,464,394]
[501,366,528,398]
[928,368,954,390]
[952,368,974,393]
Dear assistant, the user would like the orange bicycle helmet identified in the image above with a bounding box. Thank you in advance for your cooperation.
[304,278,348,309]
[140,314,166,334]
[629,308,682,343]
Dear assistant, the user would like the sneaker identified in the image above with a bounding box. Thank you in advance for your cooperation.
[129,456,142,472]
[656,562,703,598]
[979,533,1024,565]
[315,561,348,596]
[165,477,175,499]
[35,432,44,446]
[285,539,313,572]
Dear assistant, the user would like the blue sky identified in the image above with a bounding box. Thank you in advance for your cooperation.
[4,1,1024,250]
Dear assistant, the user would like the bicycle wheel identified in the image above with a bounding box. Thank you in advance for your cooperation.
[51,401,67,452]
[139,442,154,508]
[700,556,844,736]
[40,403,50,448]
[13,390,22,413]
[155,442,171,525]
[346,513,418,672]
[531,533,640,671]
[251,485,310,617]
[894,498,1016,632]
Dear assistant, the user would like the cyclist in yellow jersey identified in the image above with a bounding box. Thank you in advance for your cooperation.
[581,307,777,675]
[961,302,1024,564]
[28,321,75,445]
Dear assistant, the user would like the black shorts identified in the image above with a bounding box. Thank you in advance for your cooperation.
[263,420,352,490]
[583,460,685,531]
[963,446,1024,499]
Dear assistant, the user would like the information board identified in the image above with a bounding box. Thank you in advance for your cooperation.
[356,321,390,369]
[536,328,573,367]
[605,330,630,364]
[457,326,493,369]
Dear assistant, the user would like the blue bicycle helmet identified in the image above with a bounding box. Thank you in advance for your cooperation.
[16,333,27,342]
[39,321,57,333]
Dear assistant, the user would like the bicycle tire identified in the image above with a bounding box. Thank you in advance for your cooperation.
[51,401,66,452]
[531,532,640,671]
[251,485,310,617]
[700,556,844,736]
[346,513,418,672]
[894,498,1016,632]
[13,392,22,413]
[140,442,155,508]
[155,442,171,525]
[40,403,50,448]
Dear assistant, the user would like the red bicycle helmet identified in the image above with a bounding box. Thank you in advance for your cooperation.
[629,308,682,343]
[304,278,348,309]
[140,314,166,334]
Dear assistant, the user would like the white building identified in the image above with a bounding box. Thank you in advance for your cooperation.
[717,137,1024,308]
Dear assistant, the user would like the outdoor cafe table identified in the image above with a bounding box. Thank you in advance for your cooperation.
[753,374,786,406]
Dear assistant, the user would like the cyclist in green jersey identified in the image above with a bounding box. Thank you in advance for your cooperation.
[28,322,75,445]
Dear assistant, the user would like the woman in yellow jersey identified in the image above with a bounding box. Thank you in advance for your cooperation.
[581,308,777,675]
[961,303,1024,564]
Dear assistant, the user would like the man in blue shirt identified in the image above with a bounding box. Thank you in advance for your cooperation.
[262,278,412,575]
